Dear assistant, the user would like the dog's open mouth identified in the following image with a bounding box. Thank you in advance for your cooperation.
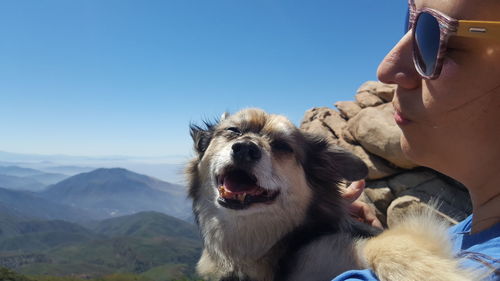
[217,169,279,210]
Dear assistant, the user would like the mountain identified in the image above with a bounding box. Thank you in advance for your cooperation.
[0,174,45,192]
[93,211,199,241]
[40,168,191,220]
[0,166,45,177]
[38,165,95,177]
[0,187,95,222]
[0,165,68,189]
[0,218,97,252]
[3,212,201,280]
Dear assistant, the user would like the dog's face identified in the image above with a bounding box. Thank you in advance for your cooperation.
[187,109,368,273]
[187,108,368,216]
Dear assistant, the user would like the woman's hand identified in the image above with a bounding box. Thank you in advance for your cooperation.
[342,180,383,229]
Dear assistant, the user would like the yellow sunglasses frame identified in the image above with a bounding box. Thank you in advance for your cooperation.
[457,20,500,39]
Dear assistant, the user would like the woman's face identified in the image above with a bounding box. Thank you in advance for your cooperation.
[377,0,500,172]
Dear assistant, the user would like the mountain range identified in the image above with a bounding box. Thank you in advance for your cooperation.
[0,166,68,191]
[0,211,201,280]
[0,187,95,222]
[40,168,191,220]
[0,164,199,279]
[0,166,191,221]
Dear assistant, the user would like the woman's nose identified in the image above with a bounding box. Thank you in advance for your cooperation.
[377,32,421,90]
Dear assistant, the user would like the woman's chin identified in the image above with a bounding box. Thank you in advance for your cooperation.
[399,133,428,167]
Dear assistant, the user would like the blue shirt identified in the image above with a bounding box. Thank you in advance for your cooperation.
[332,215,500,281]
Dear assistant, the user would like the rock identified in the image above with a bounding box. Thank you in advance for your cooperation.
[301,107,346,138]
[334,101,362,119]
[321,110,347,138]
[302,106,401,180]
[341,128,358,144]
[355,92,384,108]
[301,107,322,128]
[347,103,417,169]
[301,118,332,139]
[357,81,381,94]
[387,169,437,195]
[386,195,458,228]
[386,174,472,228]
[399,177,472,221]
[365,180,394,213]
[300,107,347,138]
[374,83,397,102]
[357,81,396,102]
[336,139,400,180]
[300,80,473,228]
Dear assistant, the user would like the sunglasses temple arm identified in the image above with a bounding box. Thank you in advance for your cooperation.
[457,20,500,40]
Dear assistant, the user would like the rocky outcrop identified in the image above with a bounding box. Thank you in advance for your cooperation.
[300,81,472,227]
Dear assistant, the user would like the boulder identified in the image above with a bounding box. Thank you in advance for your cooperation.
[387,195,459,228]
[399,177,472,221]
[341,128,358,145]
[364,180,394,213]
[357,81,396,102]
[321,110,347,138]
[301,107,345,138]
[347,103,417,169]
[301,107,323,128]
[374,83,397,102]
[336,139,400,180]
[334,101,362,119]
[387,169,437,195]
[355,92,384,108]
[300,80,472,230]
[301,118,333,140]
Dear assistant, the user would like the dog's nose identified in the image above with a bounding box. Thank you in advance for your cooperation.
[232,142,261,163]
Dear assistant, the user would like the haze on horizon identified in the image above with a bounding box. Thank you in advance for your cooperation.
[0,0,407,157]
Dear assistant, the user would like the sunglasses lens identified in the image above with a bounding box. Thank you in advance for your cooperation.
[414,12,441,76]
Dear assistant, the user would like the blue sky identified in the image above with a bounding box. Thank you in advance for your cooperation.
[0,0,407,158]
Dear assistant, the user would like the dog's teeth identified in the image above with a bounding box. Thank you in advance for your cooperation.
[218,186,227,196]
[238,193,246,202]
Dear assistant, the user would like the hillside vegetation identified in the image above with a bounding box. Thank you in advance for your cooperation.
[1,267,203,281]
[1,212,201,281]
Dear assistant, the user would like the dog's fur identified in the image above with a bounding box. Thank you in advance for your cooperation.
[186,108,477,281]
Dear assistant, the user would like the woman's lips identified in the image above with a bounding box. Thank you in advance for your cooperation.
[394,111,412,125]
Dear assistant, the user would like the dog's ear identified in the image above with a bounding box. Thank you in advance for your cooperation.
[220,112,230,121]
[325,146,368,181]
[304,134,368,182]
[190,121,217,155]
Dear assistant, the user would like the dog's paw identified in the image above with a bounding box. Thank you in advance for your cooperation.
[362,211,478,281]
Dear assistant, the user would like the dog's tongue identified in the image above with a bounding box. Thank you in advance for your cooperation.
[223,170,258,193]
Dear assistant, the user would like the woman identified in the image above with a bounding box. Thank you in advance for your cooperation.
[335,0,500,280]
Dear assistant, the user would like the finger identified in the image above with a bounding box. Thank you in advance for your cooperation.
[360,204,383,229]
[342,180,366,203]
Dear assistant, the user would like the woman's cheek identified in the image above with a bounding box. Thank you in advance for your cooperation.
[439,57,460,80]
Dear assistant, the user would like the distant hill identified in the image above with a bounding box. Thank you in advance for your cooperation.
[0,174,45,192]
[93,211,199,241]
[40,168,190,220]
[0,165,68,190]
[0,166,45,177]
[38,165,95,176]
[0,218,97,252]
[0,187,95,222]
[2,212,201,280]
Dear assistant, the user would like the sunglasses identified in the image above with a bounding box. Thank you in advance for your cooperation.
[406,0,500,79]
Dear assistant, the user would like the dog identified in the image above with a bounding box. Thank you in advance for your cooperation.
[186,108,477,281]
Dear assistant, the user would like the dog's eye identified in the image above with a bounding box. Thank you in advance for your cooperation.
[271,140,293,153]
[226,127,241,135]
